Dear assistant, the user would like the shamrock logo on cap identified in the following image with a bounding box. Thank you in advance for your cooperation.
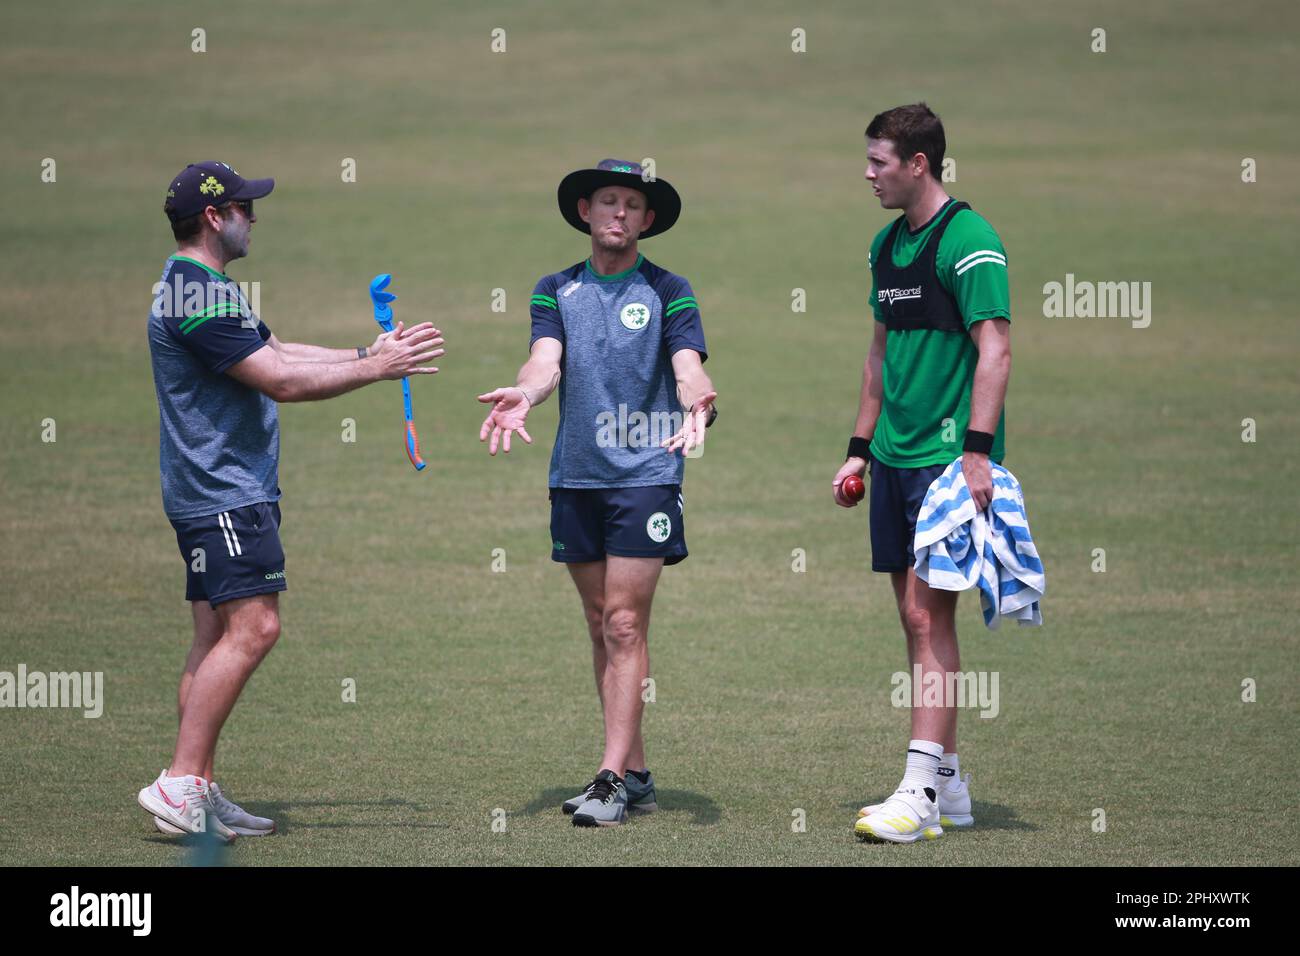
[198,176,225,197]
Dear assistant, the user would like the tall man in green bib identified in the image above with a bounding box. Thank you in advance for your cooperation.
[831,104,1012,843]
[476,159,716,828]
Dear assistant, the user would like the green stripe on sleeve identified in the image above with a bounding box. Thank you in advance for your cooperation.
[180,305,244,334]
[531,294,558,309]
[180,306,244,329]
[183,301,245,321]
[664,298,698,317]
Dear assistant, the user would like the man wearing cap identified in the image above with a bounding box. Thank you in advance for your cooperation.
[477,159,716,827]
[139,161,445,841]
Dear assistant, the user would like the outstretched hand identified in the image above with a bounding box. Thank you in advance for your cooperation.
[477,386,533,455]
[371,321,444,380]
[661,390,717,457]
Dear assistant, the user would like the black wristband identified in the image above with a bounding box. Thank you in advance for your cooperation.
[357,346,367,359]
[846,436,872,461]
[963,429,995,454]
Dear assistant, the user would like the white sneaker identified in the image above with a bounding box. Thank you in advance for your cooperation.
[854,786,943,843]
[210,782,276,836]
[137,770,237,843]
[859,772,974,828]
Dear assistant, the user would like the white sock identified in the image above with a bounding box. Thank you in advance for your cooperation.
[937,752,961,791]
[901,739,944,793]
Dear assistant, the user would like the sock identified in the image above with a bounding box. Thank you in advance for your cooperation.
[625,769,650,784]
[937,752,961,791]
[901,739,944,793]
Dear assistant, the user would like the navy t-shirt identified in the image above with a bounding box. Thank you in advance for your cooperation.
[147,255,280,519]
[529,255,707,488]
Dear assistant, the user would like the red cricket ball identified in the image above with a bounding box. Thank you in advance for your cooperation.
[842,474,865,503]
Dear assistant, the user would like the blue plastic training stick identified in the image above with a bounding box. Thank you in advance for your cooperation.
[368,273,426,471]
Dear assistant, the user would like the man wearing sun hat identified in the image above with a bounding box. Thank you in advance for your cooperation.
[139,161,445,842]
[477,159,717,827]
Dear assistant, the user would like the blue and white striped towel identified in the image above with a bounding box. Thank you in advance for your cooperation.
[913,457,1045,630]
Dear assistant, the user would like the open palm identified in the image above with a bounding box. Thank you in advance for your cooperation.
[477,386,533,455]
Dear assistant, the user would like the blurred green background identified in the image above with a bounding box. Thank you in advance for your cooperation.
[1,0,1296,865]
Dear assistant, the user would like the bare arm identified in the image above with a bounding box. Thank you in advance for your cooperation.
[832,321,887,507]
[853,320,889,441]
[669,348,714,415]
[961,317,1011,510]
[967,317,1011,433]
[477,337,563,455]
[268,327,406,364]
[659,348,717,456]
[516,337,564,407]
[268,333,362,364]
[229,323,444,403]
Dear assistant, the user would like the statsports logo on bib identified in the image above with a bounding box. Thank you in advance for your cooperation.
[620,303,650,330]
[646,512,671,543]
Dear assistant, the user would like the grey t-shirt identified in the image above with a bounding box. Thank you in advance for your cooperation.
[147,255,280,519]
[530,255,708,488]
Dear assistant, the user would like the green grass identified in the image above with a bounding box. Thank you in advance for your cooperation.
[1,0,1297,866]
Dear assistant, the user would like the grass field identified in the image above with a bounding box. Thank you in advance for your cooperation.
[1,0,1297,866]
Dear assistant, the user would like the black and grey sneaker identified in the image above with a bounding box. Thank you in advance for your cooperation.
[562,778,598,815]
[571,769,627,828]
[624,768,657,814]
[564,769,656,815]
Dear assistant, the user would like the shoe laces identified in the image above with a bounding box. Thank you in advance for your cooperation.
[587,776,620,805]
[170,775,210,802]
[209,784,237,815]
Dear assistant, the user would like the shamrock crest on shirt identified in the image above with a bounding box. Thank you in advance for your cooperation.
[620,303,650,330]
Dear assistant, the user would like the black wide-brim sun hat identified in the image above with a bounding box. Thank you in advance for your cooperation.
[557,159,681,239]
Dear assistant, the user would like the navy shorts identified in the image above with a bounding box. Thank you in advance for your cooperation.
[550,485,687,566]
[867,453,948,573]
[170,501,287,606]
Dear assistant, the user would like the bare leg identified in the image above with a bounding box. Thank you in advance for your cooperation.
[567,561,608,705]
[891,571,960,752]
[595,556,662,776]
[169,594,281,778]
[567,561,648,773]
[178,600,223,780]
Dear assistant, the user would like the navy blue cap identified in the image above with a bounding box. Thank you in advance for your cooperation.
[164,161,274,222]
